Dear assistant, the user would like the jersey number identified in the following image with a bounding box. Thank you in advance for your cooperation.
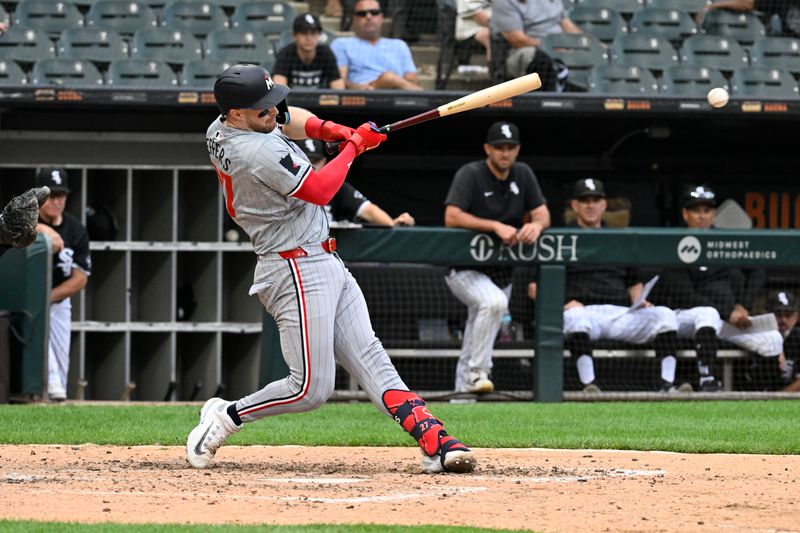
[214,165,236,218]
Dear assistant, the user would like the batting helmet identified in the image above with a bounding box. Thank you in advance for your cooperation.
[213,64,290,120]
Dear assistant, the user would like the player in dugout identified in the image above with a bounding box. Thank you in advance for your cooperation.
[187,64,476,474]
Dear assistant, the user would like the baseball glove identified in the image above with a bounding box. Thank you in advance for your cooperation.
[0,186,50,248]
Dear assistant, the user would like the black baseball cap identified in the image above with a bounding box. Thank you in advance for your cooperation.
[35,167,70,194]
[485,122,520,146]
[298,138,326,162]
[573,178,605,199]
[683,185,716,208]
[766,290,798,313]
[293,12,322,33]
[214,64,289,116]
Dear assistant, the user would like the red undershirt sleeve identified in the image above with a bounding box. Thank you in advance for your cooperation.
[289,143,357,205]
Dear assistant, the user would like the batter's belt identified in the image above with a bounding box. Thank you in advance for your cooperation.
[276,237,337,259]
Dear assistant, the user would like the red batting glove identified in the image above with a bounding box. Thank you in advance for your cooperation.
[345,122,387,156]
[305,117,355,142]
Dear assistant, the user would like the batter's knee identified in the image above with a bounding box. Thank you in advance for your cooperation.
[694,307,723,333]
[285,371,335,412]
[653,306,679,333]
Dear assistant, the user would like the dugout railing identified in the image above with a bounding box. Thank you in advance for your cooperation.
[261,226,800,402]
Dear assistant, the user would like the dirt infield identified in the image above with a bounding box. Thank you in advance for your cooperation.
[0,445,797,532]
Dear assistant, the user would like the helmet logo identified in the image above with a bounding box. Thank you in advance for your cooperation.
[265,75,274,91]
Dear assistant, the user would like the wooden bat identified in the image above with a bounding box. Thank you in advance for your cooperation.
[325,72,542,154]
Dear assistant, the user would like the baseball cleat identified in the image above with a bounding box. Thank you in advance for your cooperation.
[186,397,240,469]
[420,433,477,474]
[466,369,494,394]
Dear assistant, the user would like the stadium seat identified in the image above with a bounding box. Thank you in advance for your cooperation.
[86,1,159,35]
[0,26,56,63]
[562,0,576,10]
[645,0,710,15]
[569,6,628,44]
[660,64,727,95]
[540,33,609,89]
[274,28,338,51]
[31,58,104,86]
[750,37,800,76]
[681,34,749,71]
[231,1,295,39]
[0,59,27,85]
[12,0,84,36]
[180,59,230,88]
[131,28,203,64]
[575,0,644,16]
[730,66,799,97]
[700,9,765,47]
[630,8,698,45]
[610,33,679,72]
[205,28,276,64]
[588,63,660,94]
[106,58,178,87]
[0,5,10,27]
[58,28,129,64]
[160,1,229,37]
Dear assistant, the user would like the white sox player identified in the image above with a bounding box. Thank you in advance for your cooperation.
[186,64,476,474]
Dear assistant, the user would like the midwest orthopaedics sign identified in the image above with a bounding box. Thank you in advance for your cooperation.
[678,236,779,264]
[469,233,579,263]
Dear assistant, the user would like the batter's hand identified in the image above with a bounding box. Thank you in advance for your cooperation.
[516,221,544,245]
[493,222,518,245]
[304,117,355,142]
[393,212,415,226]
[346,122,387,156]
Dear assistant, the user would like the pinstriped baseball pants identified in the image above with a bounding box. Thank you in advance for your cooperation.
[237,250,406,422]
[48,298,72,395]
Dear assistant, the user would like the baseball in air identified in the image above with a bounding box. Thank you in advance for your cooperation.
[707,87,729,108]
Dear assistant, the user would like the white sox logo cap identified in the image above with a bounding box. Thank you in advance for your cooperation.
[572,178,605,199]
[485,121,520,145]
[35,167,70,194]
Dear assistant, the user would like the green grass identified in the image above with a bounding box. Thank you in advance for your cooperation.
[0,522,525,533]
[0,401,798,454]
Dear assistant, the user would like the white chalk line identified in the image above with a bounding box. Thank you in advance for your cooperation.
[257,477,366,484]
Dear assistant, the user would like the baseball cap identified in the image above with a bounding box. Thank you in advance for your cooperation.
[572,178,606,199]
[298,138,327,162]
[485,122,520,146]
[766,290,798,313]
[293,12,322,33]
[214,64,289,116]
[683,185,716,208]
[35,167,70,194]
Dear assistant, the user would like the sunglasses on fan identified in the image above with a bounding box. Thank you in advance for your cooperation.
[354,9,382,16]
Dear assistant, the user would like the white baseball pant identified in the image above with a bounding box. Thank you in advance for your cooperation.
[444,269,511,392]
[675,307,723,338]
[564,304,678,342]
[48,298,72,397]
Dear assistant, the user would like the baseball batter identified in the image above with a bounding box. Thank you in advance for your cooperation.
[35,168,91,402]
[186,64,476,474]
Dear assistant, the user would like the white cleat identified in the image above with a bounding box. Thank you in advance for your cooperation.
[186,397,241,469]
[420,448,478,474]
[466,369,494,394]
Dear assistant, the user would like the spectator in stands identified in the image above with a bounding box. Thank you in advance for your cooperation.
[490,0,583,81]
[326,0,343,17]
[298,138,415,226]
[444,121,550,395]
[553,178,684,393]
[0,187,50,258]
[764,290,800,391]
[35,168,91,402]
[697,0,800,37]
[272,13,345,89]
[330,0,423,90]
[457,0,492,58]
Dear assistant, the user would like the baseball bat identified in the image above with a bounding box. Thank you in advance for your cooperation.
[325,72,542,155]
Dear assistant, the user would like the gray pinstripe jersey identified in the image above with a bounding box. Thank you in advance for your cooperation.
[206,117,329,255]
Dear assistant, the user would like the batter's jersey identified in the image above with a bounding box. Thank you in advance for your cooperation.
[206,117,329,255]
[326,181,370,223]
[44,211,91,289]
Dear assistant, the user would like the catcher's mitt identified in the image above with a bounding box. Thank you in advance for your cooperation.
[0,186,50,248]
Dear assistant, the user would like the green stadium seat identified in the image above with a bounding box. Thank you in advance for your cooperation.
[0,5,10,26]
[730,66,799,97]
[205,28,276,64]
[0,26,56,63]
[86,1,159,35]
[589,63,660,94]
[0,59,27,85]
[681,34,749,71]
[610,33,679,72]
[274,28,338,51]
[160,1,229,38]
[646,0,710,15]
[131,27,203,64]
[106,58,178,87]
[660,64,727,95]
[750,37,800,77]
[12,0,84,36]
[630,8,698,45]
[231,1,295,39]
[701,9,765,47]
[541,33,609,89]
[576,0,645,16]
[31,58,104,86]
[58,28,129,63]
[569,6,628,44]
[180,59,230,88]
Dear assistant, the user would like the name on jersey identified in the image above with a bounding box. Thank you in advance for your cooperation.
[206,138,231,172]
